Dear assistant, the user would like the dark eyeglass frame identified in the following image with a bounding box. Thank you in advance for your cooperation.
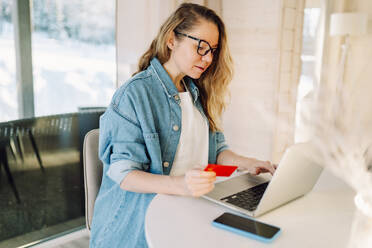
[174,30,218,56]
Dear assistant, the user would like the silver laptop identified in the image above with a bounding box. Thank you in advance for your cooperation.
[202,143,323,217]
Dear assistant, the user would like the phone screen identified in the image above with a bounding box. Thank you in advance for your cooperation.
[213,212,280,239]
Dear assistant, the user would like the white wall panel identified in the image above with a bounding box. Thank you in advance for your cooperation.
[222,0,304,162]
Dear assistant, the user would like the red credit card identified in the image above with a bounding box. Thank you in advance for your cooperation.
[204,164,238,177]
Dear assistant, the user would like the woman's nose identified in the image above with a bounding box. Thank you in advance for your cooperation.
[202,51,213,63]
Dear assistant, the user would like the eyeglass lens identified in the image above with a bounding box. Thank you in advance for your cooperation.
[197,40,213,56]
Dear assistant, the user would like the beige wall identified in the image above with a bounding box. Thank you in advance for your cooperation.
[221,0,281,160]
[273,0,305,162]
[222,0,304,162]
[116,0,177,85]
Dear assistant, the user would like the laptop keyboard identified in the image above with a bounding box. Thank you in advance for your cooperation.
[220,182,269,211]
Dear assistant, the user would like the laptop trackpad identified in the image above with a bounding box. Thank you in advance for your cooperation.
[207,173,270,200]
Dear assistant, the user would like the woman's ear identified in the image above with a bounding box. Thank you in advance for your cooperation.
[166,32,175,50]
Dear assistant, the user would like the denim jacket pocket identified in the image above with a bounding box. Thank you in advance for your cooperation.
[143,132,163,175]
[143,132,159,140]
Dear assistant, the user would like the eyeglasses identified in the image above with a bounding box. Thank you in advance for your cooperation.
[174,31,218,56]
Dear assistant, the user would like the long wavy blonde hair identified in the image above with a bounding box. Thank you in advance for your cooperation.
[134,3,233,132]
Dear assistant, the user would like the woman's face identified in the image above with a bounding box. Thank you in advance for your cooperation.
[168,19,219,79]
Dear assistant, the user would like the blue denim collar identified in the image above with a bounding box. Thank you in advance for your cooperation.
[184,76,200,104]
[150,57,199,103]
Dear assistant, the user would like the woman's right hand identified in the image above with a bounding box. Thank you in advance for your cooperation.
[177,168,216,197]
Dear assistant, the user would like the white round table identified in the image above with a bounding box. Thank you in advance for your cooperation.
[145,170,356,248]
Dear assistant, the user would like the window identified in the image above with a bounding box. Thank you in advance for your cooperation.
[295,7,322,142]
[0,0,17,122]
[0,1,116,246]
[31,0,116,116]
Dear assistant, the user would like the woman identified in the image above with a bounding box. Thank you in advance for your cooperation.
[90,3,275,248]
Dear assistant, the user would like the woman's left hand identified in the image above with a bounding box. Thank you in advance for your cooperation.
[238,158,276,175]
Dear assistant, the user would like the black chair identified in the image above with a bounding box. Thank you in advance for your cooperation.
[0,124,21,203]
[0,117,48,204]
[0,110,105,205]
[11,118,45,172]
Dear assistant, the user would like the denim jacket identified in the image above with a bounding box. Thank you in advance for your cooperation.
[90,57,228,248]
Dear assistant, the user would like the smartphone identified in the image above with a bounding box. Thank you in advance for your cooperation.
[212,212,281,243]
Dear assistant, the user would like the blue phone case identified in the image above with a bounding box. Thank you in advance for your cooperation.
[212,218,281,243]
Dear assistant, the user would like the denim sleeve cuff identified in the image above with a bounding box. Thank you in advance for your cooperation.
[217,143,229,156]
[216,132,229,155]
[107,160,147,185]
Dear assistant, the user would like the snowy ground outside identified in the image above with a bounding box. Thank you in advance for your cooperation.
[0,23,117,122]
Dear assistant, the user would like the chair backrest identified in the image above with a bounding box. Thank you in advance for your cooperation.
[83,129,103,231]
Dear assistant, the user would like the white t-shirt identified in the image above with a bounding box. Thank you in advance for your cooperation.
[170,88,209,176]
